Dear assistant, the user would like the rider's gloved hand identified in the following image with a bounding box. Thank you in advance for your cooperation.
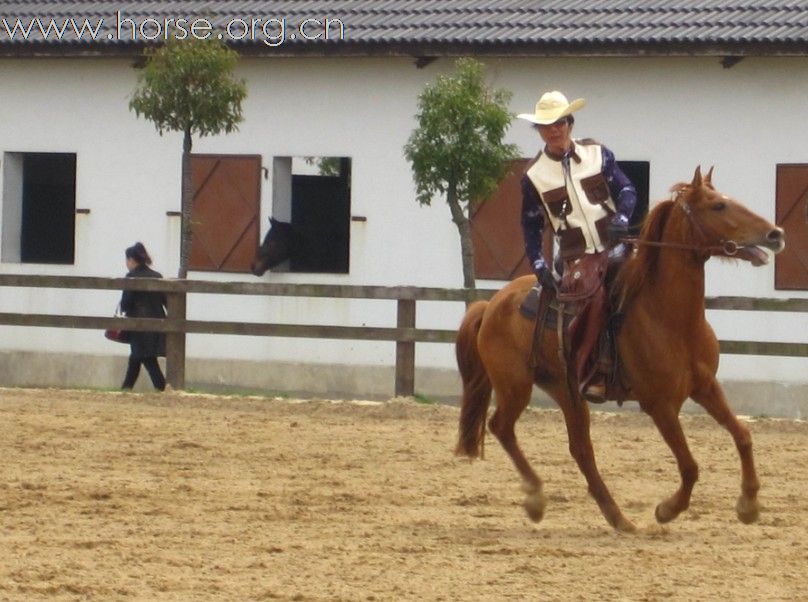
[533,258,557,292]
[606,213,629,246]
[608,242,628,262]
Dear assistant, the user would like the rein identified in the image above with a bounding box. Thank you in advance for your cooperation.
[621,197,741,258]
[623,238,739,256]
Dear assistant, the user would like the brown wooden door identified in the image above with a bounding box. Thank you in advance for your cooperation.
[189,155,261,272]
[471,159,552,280]
[775,164,808,290]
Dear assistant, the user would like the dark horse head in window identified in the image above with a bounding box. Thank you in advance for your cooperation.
[251,217,298,276]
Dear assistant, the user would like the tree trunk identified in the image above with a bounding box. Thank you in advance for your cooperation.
[178,129,193,279]
[447,181,475,290]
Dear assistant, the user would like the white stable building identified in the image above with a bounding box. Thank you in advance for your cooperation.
[0,1,807,416]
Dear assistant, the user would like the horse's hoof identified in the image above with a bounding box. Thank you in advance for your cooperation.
[523,501,544,522]
[654,501,678,524]
[522,487,547,523]
[614,517,637,533]
[736,495,760,524]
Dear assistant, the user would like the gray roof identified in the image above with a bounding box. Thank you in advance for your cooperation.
[2,1,808,56]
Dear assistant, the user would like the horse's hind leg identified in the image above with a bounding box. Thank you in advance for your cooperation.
[487,375,547,522]
[555,386,636,533]
[691,378,760,524]
[641,400,699,524]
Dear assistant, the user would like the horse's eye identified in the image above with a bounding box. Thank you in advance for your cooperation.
[712,202,726,211]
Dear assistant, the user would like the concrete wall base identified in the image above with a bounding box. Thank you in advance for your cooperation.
[0,351,804,420]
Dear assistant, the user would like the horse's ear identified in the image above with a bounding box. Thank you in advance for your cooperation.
[691,166,703,188]
[704,165,715,184]
[269,217,278,225]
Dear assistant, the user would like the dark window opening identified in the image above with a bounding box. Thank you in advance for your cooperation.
[8,152,77,264]
[274,156,351,274]
[617,160,650,233]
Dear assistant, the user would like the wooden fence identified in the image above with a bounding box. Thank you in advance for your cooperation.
[0,274,806,396]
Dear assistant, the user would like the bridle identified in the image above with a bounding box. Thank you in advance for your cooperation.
[622,192,741,258]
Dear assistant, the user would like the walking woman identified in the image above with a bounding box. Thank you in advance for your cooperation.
[120,242,166,391]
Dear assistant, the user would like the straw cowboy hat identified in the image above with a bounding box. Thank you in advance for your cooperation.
[518,90,586,125]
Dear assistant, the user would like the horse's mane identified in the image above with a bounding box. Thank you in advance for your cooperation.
[615,185,691,307]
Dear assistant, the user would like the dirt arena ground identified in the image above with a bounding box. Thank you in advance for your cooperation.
[1,387,806,601]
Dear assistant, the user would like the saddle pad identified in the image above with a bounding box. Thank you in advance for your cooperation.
[519,286,563,327]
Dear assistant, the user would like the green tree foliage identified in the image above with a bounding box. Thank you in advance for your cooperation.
[405,58,519,289]
[129,38,247,278]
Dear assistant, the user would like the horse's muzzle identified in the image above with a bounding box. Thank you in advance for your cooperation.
[764,227,785,253]
[734,227,785,266]
[250,261,267,277]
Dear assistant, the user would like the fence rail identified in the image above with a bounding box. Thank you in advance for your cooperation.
[0,274,805,395]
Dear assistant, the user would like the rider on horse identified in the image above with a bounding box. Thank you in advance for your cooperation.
[518,90,637,401]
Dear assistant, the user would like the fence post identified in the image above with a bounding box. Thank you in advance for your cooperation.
[395,298,416,397]
[165,290,186,390]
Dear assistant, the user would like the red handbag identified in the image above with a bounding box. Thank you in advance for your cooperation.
[104,305,130,344]
[104,328,130,343]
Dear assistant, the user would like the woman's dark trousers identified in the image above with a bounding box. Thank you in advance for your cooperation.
[122,356,166,391]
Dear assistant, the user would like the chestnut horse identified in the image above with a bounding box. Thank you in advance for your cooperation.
[455,167,785,532]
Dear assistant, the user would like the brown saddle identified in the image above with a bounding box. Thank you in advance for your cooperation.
[520,252,629,404]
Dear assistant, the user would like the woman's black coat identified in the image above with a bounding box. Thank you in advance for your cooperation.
[120,264,166,359]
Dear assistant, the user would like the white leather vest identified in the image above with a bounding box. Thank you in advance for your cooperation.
[525,140,616,258]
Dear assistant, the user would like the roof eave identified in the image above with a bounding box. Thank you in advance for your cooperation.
[2,40,808,60]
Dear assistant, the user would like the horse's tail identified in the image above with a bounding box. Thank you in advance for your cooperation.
[455,300,493,459]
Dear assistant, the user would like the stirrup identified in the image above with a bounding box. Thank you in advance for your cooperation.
[582,376,607,403]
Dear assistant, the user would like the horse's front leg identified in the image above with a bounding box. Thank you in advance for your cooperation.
[641,400,699,523]
[691,378,760,524]
[556,390,636,533]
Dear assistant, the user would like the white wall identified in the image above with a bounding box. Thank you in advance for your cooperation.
[1,152,23,262]
[0,55,806,385]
